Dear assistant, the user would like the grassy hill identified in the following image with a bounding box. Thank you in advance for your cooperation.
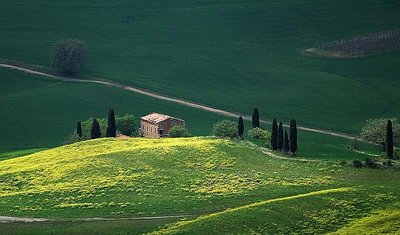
[0,138,399,234]
[1,0,400,134]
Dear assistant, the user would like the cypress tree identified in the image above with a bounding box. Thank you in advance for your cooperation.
[277,122,283,151]
[106,108,116,137]
[283,131,289,153]
[91,118,101,139]
[238,116,244,140]
[387,119,394,159]
[76,121,82,138]
[289,119,298,154]
[252,108,260,128]
[271,119,278,150]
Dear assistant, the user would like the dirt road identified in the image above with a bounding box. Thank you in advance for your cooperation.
[0,63,365,142]
[0,215,188,223]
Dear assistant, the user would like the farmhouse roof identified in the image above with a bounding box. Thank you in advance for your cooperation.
[141,113,182,124]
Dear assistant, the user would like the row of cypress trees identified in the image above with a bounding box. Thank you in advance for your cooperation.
[76,108,117,139]
[271,118,297,154]
[253,108,297,154]
[238,108,298,154]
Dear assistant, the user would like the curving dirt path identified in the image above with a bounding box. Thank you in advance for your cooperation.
[260,148,326,163]
[0,215,189,223]
[0,63,365,142]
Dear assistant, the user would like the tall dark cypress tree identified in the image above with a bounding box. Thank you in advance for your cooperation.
[76,121,82,138]
[277,122,283,151]
[238,116,244,140]
[252,108,260,128]
[387,119,394,159]
[289,119,297,154]
[283,131,289,153]
[271,119,278,150]
[91,118,101,139]
[106,108,116,137]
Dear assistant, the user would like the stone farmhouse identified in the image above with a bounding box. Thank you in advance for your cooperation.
[140,113,185,138]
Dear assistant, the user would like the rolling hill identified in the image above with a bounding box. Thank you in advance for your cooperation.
[0,138,399,234]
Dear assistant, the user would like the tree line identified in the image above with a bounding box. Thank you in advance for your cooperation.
[253,108,297,155]
[70,108,136,143]
[213,108,298,155]
[318,29,400,56]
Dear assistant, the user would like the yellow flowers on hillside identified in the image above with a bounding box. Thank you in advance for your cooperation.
[0,137,338,217]
[0,137,223,195]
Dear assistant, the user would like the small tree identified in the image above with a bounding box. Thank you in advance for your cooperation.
[76,121,82,138]
[361,118,399,151]
[91,118,101,139]
[252,108,260,128]
[387,120,394,159]
[106,108,116,137]
[283,131,289,153]
[116,114,136,136]
[238,116,244,140]
[277,122,283,151]
[289,119,298,154]
[212,120,239,139]
[169,125,190,138]
[271,119,278,150]
[51,39,87,75]
[248,128,270,140]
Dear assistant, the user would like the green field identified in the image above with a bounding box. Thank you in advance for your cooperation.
[1,1,399,233]
[0,68,380,160]
[0,68,224,152]
[1,0,399,134]
[0,138,398,234]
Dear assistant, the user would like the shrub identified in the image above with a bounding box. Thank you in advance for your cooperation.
[248,128,270,140]
[339,160,347,167]
[352,160,363,168]
[212,120,239,139]
[264,142,272,149]
[365,158,377,169]
[51,39,87,75]
[64,132,80,144]
[394,149,400,160]
[168,125,191,138]
[115,114,136,136]
[384,159,396,167]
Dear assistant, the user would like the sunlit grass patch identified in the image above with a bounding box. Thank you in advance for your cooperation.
[328,209,400,234]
